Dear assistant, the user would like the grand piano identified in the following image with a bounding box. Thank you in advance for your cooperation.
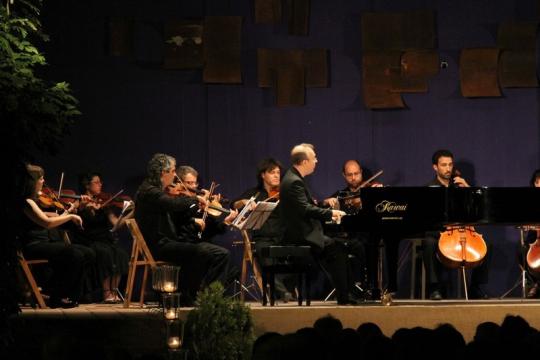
[341,187,540,233]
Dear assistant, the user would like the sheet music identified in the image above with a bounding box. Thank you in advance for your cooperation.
[232,200,278,230]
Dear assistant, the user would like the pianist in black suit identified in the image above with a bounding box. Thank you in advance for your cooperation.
[519,169,540,298]
[423,149,491,300]
[279,143,356,305]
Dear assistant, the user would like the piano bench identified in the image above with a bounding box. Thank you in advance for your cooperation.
[259,246,313,306]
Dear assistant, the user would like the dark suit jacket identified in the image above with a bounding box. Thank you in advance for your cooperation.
[134,180,198,252]
[279,167,333,249]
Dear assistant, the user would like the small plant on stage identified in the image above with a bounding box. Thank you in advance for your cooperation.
[185,282,254,360]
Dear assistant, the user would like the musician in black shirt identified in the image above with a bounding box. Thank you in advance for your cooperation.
[231,158,292,300]
[135,154,228,305]
[424,149,490,300]
[323,160,369,296]
[169,165,236,289]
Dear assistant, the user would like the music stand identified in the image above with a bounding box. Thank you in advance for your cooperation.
[500,227,529,299]
[232,201,278,301]
[233,201,277,231]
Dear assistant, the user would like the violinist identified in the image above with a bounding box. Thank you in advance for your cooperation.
[518,169,540,298]
[323,160,396,301]
[231,158,294,302]
[73,172,129,303]
[423,149,490,300]
[18,164,89,308]
[135,154,226,306]
[169,165,237,289]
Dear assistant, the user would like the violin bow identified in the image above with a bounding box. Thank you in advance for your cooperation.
[57,172,65,199]
[360,170,383,188]
[99,189,125,207]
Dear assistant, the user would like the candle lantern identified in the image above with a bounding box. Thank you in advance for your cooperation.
[162,293,181,320]
[152,265,180,293]
[166,319,185,350]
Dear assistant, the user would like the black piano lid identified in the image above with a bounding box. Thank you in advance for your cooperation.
[447,187,540,226]
[341,187,540,233]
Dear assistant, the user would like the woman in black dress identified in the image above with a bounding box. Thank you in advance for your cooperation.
[74,172,129,303]
[19,164,88,308]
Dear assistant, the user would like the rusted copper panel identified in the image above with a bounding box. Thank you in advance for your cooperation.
[499,51,538,88]
[258,49,302,87]
[303,49,328,88]
[361,11,436,51]
[255,0,282,24]
[460,48,502,98]
[496,22,538,88]
[497,22,538,50]
[275,66,305,106]
[163,21,203,69]
[401,50,439,78]
[362,52,405,109]
[203,16,242,84]
[108,18,132,57]
[288,0,310,36]
[391,77,428,93]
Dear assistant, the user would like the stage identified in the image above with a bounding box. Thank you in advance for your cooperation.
[8,299,540,358]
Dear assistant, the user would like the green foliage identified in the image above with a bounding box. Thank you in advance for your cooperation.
[0,0,80,159]
[186,282,255,360]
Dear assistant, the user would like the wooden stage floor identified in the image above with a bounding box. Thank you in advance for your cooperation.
[14,298,540,345]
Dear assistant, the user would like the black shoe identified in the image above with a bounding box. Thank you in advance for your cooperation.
[527,284,539,298]
[429,290,443,300]
[469,285,489,299]
[366,288,381,301]
[337,297,361,306]
[49,297,79,309]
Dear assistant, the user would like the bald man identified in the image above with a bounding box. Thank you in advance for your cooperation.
[279,143,358,305]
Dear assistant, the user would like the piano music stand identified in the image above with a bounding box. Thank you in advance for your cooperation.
[500,227,529,299]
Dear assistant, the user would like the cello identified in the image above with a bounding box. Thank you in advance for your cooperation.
[526,227,540,275]
[437,227,487,300]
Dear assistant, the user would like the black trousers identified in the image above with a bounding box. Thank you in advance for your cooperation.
[317,239,351,303]
[363,232,400,294]
[156,240,230,304]
[23,241,94,301]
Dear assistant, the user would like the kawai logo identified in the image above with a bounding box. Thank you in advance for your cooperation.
[375,200,408,213]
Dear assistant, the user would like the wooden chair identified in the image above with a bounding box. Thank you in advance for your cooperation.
[17,250,48,308]
[123,218,166,308]
[16,230,74,309]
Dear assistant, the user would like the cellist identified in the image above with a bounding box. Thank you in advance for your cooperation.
[423,149,491,300]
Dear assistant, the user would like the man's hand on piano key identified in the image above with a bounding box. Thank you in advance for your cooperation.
[331,210,347,224]
[323,197,340,209]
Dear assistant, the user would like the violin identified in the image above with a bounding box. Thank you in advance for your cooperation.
[336,170,384,213]
[92,190,132,210]
[526,227,540,275]
[265,189,280,201]
[437,227,487,269]
[38,187,66,211]
[168,179,230,217]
